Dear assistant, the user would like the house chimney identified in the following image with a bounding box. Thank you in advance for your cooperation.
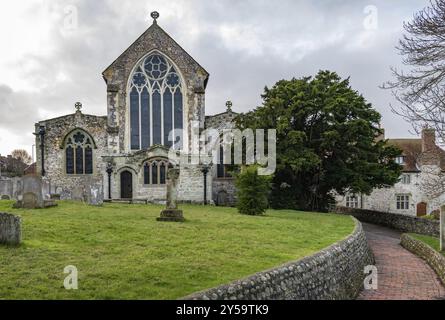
[422,128,436,152]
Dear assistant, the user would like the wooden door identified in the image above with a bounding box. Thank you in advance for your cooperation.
[120,171,133,199]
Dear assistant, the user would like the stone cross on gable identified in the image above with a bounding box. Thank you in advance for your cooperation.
[151,11,160,23]
[75,102,82,112]
[226,101,233,112]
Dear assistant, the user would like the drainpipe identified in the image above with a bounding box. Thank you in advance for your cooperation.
[38,126,46,176]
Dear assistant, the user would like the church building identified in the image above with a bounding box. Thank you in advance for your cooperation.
[33,12,237,206]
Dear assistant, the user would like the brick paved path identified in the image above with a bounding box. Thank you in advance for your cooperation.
[358,223,445,300]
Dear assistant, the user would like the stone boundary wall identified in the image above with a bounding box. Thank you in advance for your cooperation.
[0,212,21,245]
[334,206,439,237]
[401,234,445,285]
[183,218,374,300]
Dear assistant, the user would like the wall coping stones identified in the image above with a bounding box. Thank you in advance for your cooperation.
[0,212,22,246]
[334,206,439,237]
[401,234,445,286]
[182,217,374,300]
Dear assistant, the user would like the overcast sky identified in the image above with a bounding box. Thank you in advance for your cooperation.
[0,0,429,157]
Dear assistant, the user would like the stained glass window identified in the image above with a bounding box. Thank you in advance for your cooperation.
[64,130,94,175]
[129,53,183,150]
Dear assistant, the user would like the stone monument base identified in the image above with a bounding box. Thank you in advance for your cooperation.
[157,209,185,222]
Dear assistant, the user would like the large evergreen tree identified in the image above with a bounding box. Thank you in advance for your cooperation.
[236,71,402,211]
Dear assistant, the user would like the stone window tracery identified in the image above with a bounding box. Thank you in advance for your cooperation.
[65,130,94,175]
[129,53,183,150]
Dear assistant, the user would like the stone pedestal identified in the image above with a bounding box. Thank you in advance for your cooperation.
[157,209,185,222]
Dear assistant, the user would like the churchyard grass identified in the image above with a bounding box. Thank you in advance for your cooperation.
[0,200,354,299]
[409,234,444,256]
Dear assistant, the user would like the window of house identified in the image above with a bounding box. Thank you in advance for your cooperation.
[396,194,410,210]
[346,195,359,208]
[401,174,411,184]
[395,156,406,165]
[65,130,94,175]
[143,159,168,185]
[129,53,183,150]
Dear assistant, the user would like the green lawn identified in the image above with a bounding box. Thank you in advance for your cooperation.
[0,200,354,300]
[409,234,444,256]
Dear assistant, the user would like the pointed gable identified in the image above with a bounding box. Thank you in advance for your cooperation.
[102,20,209,91]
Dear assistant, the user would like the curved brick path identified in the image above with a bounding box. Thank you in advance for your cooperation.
[358,223,445,300]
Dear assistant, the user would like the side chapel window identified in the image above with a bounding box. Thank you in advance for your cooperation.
[65,130,94,175]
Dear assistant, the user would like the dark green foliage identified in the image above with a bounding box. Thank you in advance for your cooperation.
[236,71,403,212]
[235,166,271,215]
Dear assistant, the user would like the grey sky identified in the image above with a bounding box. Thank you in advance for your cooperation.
[0,0,429,156]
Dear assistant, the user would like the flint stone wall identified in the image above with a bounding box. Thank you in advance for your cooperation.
[334,206,439,237]
[401,234,445,285]
[0,213,21,245]
[183,218,374,300]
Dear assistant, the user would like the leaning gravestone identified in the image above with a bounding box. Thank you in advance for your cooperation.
[14,175,57,209]
[0,178,13,201]
[157,167,185,222]
[0,212,21,245]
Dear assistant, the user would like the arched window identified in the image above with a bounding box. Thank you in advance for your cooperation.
[129,53,183,150]
[143,159,169,185]
[65,130,94,175]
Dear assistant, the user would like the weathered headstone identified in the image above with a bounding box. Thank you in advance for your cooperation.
[14,175,57,209]
[0,178,13,200]
[86,183,104,206]
[0,212,21,245]
[72,185,85,202]
[157,167,184,222]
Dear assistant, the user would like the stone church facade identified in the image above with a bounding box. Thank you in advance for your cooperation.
[33,14,236,205]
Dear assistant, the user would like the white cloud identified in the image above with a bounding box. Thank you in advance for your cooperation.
[0,0,430,155]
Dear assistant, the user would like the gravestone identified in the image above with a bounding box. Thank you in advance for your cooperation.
[157,167,184,222]
[86,181,104,206]
[72,185,86,202]
[0,179,13,201]
[0,212,21,245]
[14,175,57,209]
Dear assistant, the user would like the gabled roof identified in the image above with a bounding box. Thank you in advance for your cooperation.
[387,138,445,172]
[102,21,209,83]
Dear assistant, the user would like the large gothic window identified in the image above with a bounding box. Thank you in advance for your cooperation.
[65,130,94,175]
[129,53,183,150]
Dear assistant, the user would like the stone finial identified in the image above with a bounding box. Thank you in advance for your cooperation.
[75,102,82,112]
[226,101,233,112]
[151,11,160,23]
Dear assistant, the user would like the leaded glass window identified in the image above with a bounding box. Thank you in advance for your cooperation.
[65,130,94,175]
[143,159,169,185]
[129,53,183,150]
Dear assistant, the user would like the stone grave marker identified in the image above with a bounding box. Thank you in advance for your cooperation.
[14,175,57,209]
[157,167,185,222]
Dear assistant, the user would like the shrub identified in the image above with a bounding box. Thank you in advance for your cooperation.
[235,166,272,216]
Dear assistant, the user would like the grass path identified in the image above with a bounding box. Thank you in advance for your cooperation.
[0,201,354,299]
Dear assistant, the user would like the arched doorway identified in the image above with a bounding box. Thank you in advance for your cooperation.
[416,202,427,217]
[120,171,133,199]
